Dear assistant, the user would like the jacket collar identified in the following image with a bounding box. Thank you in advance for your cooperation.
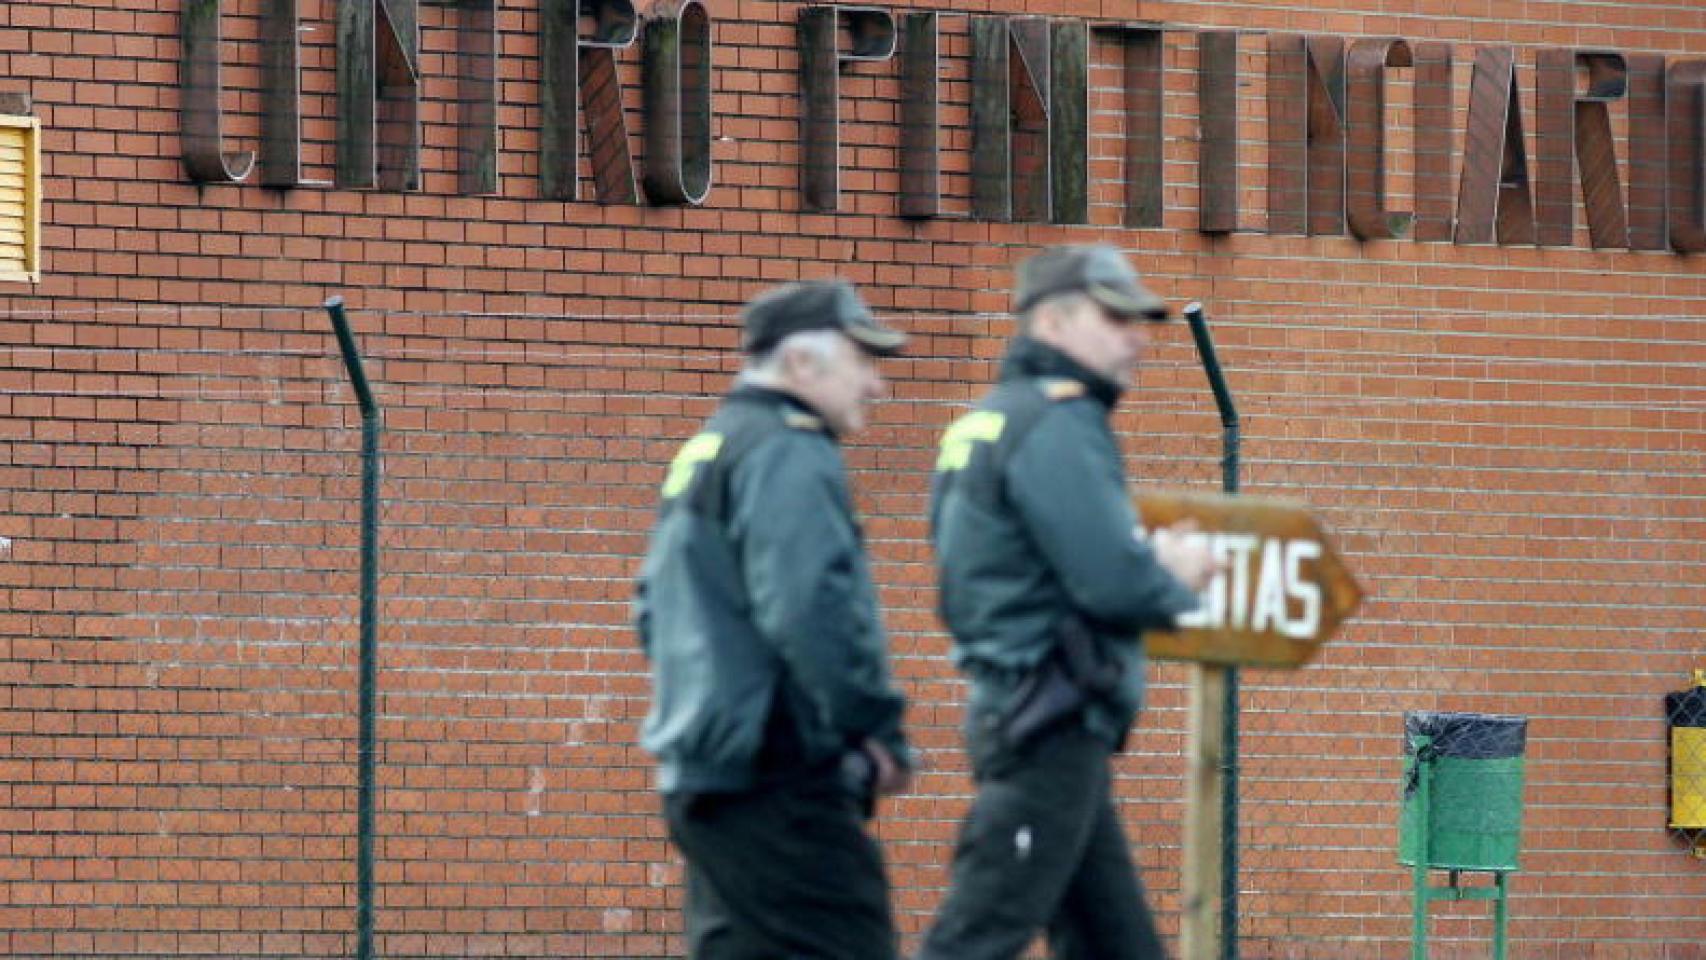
[998,336,1124,409]
[726,383,838,437]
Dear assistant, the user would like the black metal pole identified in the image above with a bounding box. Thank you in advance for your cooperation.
[1184,302,1241,960]
[324,296,380,960]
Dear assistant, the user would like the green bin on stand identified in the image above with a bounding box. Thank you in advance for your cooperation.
[1401,711,1527,870]
[1400,711,1528,960]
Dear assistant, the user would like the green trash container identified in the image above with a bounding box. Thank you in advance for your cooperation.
[1399,711,1528,871]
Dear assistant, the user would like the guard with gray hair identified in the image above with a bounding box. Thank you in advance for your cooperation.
[636,278,913,958]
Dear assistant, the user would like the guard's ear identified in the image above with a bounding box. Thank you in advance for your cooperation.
[1028,298,1070,341]
[777,339,821,382]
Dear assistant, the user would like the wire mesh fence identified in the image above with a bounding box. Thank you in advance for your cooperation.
[0,301,1702,957]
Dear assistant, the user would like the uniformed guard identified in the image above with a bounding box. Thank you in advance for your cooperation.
[636,279,914,959]
[917,245,1222,959]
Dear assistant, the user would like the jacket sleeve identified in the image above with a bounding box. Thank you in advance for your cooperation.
[1005,401,1202,633]
[730,431,909,759]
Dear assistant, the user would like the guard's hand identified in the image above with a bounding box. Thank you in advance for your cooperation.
[1149,520,1223,592]
[862,739,913,797]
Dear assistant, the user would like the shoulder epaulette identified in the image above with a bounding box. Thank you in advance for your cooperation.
[783,410,826,432]
[1040,379,1086,401]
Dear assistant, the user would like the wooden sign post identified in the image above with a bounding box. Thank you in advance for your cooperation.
[1136,492,1364,960]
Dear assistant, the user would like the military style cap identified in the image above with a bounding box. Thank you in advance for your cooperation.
[741,279,908,357]
[1013,244,1170,321]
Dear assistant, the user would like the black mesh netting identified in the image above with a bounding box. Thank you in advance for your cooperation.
[1405,711,1528,760]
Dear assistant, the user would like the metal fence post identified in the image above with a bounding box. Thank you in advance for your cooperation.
[324,297,381,960]
[1184,302,1241,960]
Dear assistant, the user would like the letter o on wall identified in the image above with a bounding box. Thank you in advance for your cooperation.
[644,0,713,205]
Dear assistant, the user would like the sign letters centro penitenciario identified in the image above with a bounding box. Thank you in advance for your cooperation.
[181,2,1706,255]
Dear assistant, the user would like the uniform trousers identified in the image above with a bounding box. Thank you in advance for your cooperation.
[665,773,896,960]
[915,719,1166,960]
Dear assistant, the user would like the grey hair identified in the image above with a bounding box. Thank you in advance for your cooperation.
[737,328,847,386]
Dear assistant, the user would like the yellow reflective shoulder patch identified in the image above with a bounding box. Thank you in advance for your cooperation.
[1042,379,1085,401]
[783,411,825,432]
[662,432,724,498]
[935,411,1006,472]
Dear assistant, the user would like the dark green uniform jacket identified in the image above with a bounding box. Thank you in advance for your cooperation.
[636,386,909,794]
[930,337,1202,744]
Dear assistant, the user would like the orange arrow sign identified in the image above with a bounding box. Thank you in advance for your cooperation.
[1136,493,1364,669]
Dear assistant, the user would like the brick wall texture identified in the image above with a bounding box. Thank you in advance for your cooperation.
[2,0,1704,957]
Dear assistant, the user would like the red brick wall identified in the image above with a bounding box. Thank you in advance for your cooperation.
[2,0,1704,957]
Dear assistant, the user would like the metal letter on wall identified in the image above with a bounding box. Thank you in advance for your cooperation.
[1345,39,1413,240]
[260,0,301,187]
[1198,30,1239,234]
[1269,35,1349,236]
[899,12,953,218]
[540,0,576,199]
[1454,47,1535,245]
[970,17,1011,220]
[800,5,896,212]
[971,16,1051,222]
[583,0,640,203]
[1094,24,1163,228]
[1668,61,1706,254]
[1533,48,1574,245]
[336,0,420,190]
[182,0,256,182]
[1305,37,1347,235]
[1536,49,1628,248]
[1413,42,1454,241]
[448,0,498,196]
[643,0,712,205]
[1626,54,1667,251]
[541,0,640,202]
[1266,35,1306,234]
[1049,21,1088,224]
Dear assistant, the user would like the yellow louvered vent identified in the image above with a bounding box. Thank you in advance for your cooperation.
[0,115,41,284]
